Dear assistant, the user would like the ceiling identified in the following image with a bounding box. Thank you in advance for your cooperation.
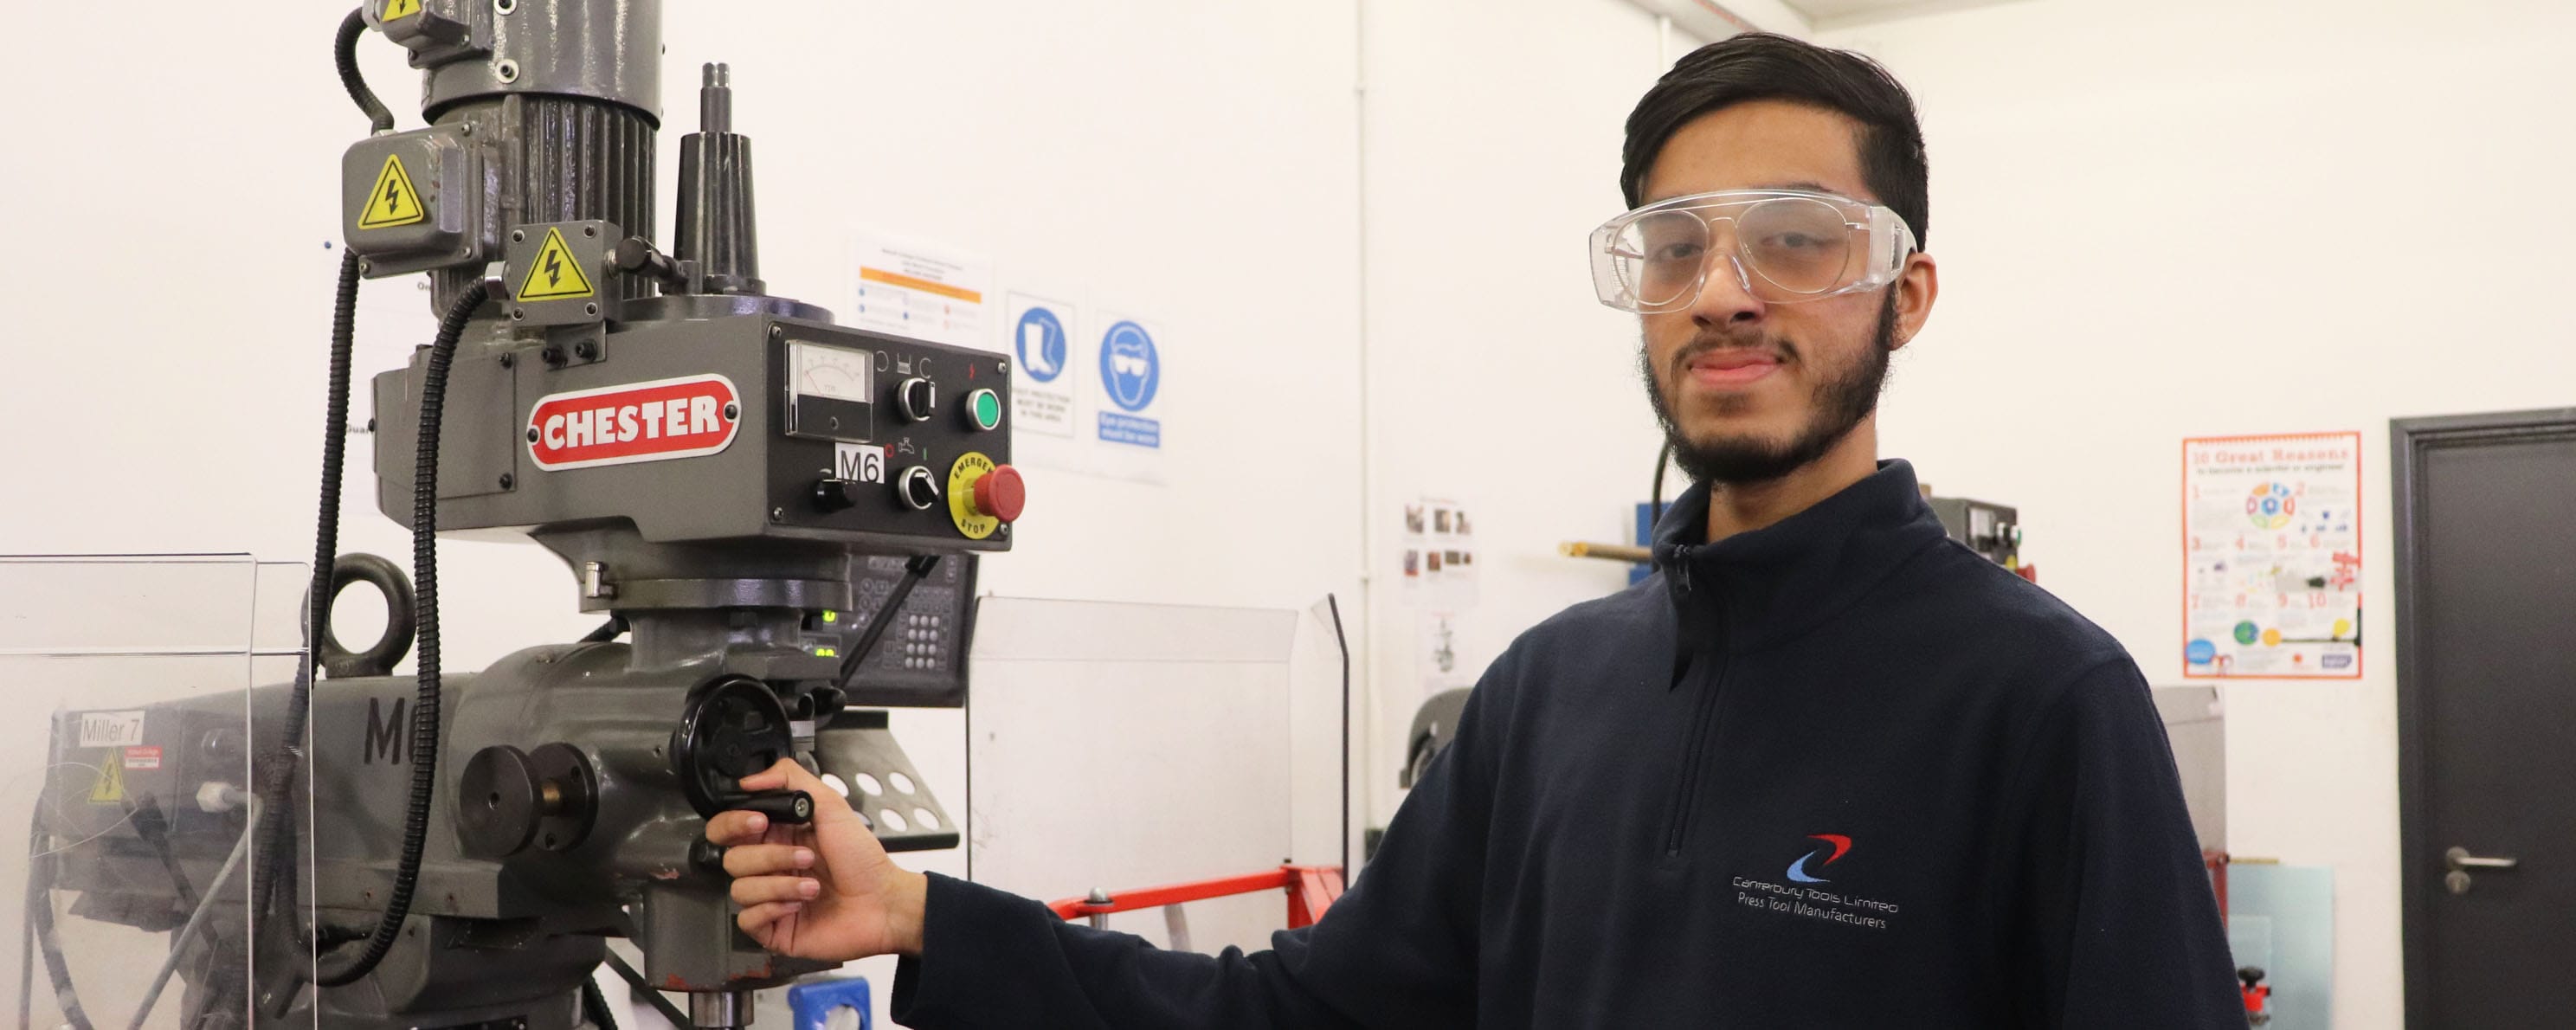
[1778,0,2031,29]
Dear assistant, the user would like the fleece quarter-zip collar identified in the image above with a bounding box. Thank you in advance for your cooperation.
[1650,459,1952,656]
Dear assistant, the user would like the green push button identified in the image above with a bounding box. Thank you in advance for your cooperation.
[967,388,1001,431]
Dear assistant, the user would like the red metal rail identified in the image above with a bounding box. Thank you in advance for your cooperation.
[1048,864,1346,930]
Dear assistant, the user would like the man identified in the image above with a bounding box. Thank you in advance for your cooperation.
[710,33,2242,1027]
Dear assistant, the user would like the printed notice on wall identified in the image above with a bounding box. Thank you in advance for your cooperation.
[851,233,991,350]
[1400,496,1480,608]
[1418,609,1474,696]
[2183,431,2362,679]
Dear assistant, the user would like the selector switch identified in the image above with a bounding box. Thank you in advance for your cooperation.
[812,478,865,513]
[896,377,937,422]
[963,388,1002,432]
[897,466,941,510]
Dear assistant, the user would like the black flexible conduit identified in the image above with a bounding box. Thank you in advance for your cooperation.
[335,8,396,134]
[580,975,621,1030]
[248,6,391,956]
[248,248,368,971]
[314,280,493,987]
[200,9,397,1004]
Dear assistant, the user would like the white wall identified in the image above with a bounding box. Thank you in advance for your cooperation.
[0,3,1363,1027]
[1818,1,2576,1024]
[1355,0,1677,840]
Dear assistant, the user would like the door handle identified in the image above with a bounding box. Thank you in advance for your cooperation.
[2445,846,2519,871]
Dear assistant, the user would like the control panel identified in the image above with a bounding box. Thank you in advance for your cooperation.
[812,552,979,707]
[370,315,1021,552]
[770,323,1019,544]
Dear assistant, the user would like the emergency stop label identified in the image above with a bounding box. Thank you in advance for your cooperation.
[527,375,740,472]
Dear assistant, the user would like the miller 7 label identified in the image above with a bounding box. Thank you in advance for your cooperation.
[527,375,741,472]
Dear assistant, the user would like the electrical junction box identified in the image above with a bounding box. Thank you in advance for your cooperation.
[341,125,481,274]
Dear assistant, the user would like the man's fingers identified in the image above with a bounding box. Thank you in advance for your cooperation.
[731,875,822,907]
[705,809,772,846]
[728,758,869,836]
[737,900,803,936]
[738,756,821,795]
[723,843,815,878]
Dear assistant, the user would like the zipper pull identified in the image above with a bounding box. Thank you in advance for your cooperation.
[1671,544,1693,594]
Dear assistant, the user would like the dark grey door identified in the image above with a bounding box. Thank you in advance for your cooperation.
[2395,409,2576,1027]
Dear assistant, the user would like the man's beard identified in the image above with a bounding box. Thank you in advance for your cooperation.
[1639,291,1897,486]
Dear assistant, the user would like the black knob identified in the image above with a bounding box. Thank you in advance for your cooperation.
[733,790,816,826]
[897,467,940,510]
[691,835,730,875]
[896,377,936,422]
[813,477,863,512]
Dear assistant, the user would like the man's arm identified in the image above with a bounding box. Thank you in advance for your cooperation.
[714,668,1507,1028]
[2004,656,2243,1028]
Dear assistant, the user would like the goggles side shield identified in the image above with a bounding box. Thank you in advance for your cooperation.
[1588,190,1918,312]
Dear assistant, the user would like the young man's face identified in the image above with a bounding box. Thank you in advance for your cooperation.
[1636,99,1935,485]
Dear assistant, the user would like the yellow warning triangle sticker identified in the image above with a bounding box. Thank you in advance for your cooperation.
[357,153,426,230]
[382,0,422,21]
[87,756,124,804]
[516,227,597,301]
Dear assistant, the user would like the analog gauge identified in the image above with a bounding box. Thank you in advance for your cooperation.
[791,342,874,402]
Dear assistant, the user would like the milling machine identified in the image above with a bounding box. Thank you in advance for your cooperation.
[22,3,1022,1027]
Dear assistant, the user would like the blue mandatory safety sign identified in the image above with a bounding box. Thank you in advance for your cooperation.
[1098,320,1160,412]
[1014,306,1067,383]
[2186,638,2217,666]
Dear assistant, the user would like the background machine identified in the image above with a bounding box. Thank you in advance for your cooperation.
[23,3,1024,1027]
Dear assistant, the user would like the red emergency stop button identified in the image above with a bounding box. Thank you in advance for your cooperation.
[971,464,1026,523]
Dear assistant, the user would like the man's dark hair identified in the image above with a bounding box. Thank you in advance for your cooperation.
[1621,33,1929,247]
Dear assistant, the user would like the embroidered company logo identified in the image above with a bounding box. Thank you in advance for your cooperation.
[1733,833,1900,930]
[1786,833,1852,884]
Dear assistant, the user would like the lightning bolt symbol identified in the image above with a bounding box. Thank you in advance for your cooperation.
[383,177,402,214]
[544,248,563,286]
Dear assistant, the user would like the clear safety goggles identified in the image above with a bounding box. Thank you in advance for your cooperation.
[1589,190,1918,312]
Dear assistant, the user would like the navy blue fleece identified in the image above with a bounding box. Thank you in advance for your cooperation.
[892,460,2240,1028]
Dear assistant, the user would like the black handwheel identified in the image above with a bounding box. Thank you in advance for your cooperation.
[669,677,796,819]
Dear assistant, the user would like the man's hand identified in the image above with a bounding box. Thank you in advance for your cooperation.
[707,758,930,961]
